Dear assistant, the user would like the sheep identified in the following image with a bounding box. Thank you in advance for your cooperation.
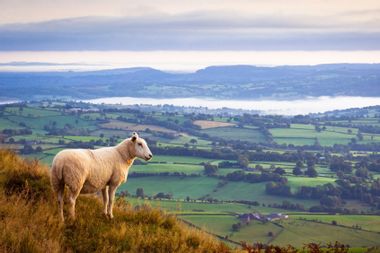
[50,132,153,221]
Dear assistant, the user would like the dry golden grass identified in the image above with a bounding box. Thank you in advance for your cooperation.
[193,120,235,129]
[0,149,231,253]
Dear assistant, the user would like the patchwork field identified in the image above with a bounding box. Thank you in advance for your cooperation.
[270,124,355,146]
[1,103,380,249]
[201,126,267,143]
[193,120,235,129]
[101,120,177,134]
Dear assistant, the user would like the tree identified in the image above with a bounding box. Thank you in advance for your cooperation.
[20,144,34,154]
[265,182,292,196]
[305,167,318,177]
[320,195,342,208]
[238,155,249,169]
[293,166,303,176]
[35,146,43,153]
[355,167,369,178]
[189,138,197,145]
[357,131,364,141]
[204,163,218,175]
[255,164,264,171]
[314,138,321,147]
[329,158,352,173]
[232,223,241,232]
[274,167,285,175]
[296,161,305,168]
[306,159,315,168]
[136,188,145,198]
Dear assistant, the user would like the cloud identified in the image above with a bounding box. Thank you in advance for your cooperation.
[0,13,379,51]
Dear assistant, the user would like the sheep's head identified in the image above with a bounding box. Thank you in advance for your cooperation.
[130,132,153,161]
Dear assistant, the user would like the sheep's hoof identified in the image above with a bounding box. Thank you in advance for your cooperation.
[105,213,114,219]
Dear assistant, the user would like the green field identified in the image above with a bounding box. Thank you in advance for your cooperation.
[272,219,380,247]
[119,176,219,199]
[270,124,357,146]
[127,197,288,214]
[133,163,204,174]
[293,214,380,232]
[150,155,215,164]
[201,126,267,143]
[180,214,380,247]
[206,181,319,207]
[286,176,336,191]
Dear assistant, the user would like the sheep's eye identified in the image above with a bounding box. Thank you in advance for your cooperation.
[138,143,143,146]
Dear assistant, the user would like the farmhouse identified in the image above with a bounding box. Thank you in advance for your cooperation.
[238,212,288,223]
[266,213,289,221]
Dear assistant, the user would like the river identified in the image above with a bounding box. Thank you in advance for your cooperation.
[83,96,380,115]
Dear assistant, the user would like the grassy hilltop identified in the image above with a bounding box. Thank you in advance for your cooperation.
[0,149,229,253]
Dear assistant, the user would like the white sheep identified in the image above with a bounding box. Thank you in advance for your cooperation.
[50,132,153,221]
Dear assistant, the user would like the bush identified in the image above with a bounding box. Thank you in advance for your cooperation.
[1,150,51,200]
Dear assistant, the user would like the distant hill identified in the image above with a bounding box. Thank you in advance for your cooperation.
[0,64,379,100]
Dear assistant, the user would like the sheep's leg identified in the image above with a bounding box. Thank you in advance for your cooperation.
[68,188,81,220]
[57,188,64,221]
[107,185,117,219]
[101,187,109,216]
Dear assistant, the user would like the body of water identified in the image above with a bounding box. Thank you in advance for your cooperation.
[83,96,380,115]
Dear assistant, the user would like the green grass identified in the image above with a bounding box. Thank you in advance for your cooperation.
[63,135,105,142]
[216,168,243,176]
[90,129,128,138]
[249,161,296,169]
[0,118,22,129]
[127,198,253,214]
[150,155,215,164]
[7,115,94,130]
[286,176,336,191]
[157,135,212,149]
[119,176,220,199]
[43,147,65,155]
[133,163,204,175]
[39,154,55,165]
[201,126,267,143]
[270,123,357,146]
[207,181,319,208]
[4,106,61,117]
[231,220,282,244]
[293,214,380,232]
[180,215,237,238]
[272,218,380,247]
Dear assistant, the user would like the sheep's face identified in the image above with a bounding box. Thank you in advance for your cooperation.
[131,132,153,161]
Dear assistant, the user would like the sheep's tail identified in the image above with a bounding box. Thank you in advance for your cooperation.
[50,157,64,195]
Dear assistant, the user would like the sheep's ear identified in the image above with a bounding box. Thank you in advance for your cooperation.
[131,132,138,142]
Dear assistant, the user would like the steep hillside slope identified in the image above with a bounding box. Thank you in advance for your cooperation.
[0,149,230,253]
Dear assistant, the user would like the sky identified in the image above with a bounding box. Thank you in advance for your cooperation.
[0,0,379,70]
